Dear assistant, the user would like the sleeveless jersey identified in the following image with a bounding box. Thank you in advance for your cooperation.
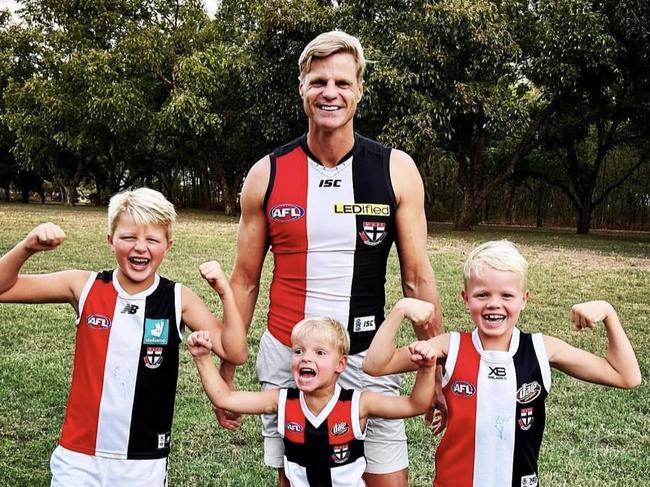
[435,328,551,487]
[278,385,366,487]
[59,270,183,460]
[265,134,396,354]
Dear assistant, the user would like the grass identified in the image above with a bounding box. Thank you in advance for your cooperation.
[0,202,648,486]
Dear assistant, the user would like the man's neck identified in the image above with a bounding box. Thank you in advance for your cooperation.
[306,129,355,168]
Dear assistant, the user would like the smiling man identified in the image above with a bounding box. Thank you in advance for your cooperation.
[223,31,444,487]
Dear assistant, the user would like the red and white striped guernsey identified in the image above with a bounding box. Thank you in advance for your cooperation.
[435,328,551,487]
[264,134,396,354]
[59,270,183,460]
[278,384,366,487]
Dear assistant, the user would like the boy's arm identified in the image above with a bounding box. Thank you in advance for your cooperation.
[188,331,278,414]
[361,353,436,420]
[181,262,248,366]
[545,300,641,388]
[363,298,437,376]
[0,223,87,304]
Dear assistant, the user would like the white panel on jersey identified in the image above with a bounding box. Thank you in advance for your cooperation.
[472,328,519,486]
[305,157,356,329]
[95,275,160,456]
[532,333,552,393]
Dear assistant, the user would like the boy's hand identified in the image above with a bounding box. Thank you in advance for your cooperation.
[199,261,229,295]
[187,330,213,357]
[23,223,66,253]
[397,298,435,329]
[408,340,437,367]
[570,300,615,331]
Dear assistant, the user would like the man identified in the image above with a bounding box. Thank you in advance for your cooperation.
[223,31,443,487]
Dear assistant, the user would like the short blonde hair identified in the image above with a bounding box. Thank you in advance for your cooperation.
[463,240,528,289]
[298,31,366,83]
[291,317,350,356]
[108,187,176,239]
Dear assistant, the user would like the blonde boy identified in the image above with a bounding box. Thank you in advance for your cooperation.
[188,300,437,487]
[363,240,641,487]
[0,187,247,487]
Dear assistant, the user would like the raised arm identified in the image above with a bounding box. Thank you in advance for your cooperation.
[0,222,87,305]
[181,260,248,365]
[545,300,641,389]
[361,344,436,420]
[363,298,439,376]
[188,330,278,415]
[390,150,442,339]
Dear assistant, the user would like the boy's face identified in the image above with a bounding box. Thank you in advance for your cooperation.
[107,215,172,293]
[291,331,347,393]
[462,266,529,350]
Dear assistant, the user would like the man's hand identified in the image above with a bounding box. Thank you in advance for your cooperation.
[425,366,447,435]
[199,260,229,295]
[23,223,66,253]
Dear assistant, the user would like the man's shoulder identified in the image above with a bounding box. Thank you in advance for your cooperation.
[271,135,305,158]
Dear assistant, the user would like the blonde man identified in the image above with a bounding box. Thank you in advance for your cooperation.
[0,187,247,486]
[363,240,641,487]
[189,301,437,487]
[223,30,444,487]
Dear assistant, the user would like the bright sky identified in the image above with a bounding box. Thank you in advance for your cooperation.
[0,1,220,17]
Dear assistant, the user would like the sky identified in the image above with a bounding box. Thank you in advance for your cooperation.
[1,1,220,18]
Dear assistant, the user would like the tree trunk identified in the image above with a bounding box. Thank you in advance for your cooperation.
[455,191,477,230]
[576,196,593,234]
[535,184,546,228]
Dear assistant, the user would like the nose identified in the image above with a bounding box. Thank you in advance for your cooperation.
[133,239,147,252]
[322,80,337,99]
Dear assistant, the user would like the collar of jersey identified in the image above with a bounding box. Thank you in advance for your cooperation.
[112,269,160,299]
[300,132,358,169]
[472,327,521,363]
[299,383,341,428]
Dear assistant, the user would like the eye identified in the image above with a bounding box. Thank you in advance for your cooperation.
[147,238,161,244]
[292,348,303,356]
[316,350,327,356]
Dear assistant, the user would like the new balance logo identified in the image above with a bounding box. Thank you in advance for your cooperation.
[121,304,139,314]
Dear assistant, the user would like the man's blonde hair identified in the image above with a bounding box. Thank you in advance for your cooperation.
[108,187,177,239]
[291,317,350,356]
[463,240,529,289]
[298,30,366,83]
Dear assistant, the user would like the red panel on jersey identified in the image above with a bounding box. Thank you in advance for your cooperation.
[59,279,116,455]
[284,396,306,445]
[267,147,309,345]
[327,398,356,445]
[435,333,480,486]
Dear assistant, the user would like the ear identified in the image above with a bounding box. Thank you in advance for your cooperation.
[357,80,364,101]
[298,81,304,98]
[165,239,173,253]
[461,289,469,309]
[107,233,115,251]
[521,290,529,310]
[336,355,348,375]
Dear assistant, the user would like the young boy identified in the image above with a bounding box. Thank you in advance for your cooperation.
[363,240,641,487]
[188,300,437,487]
[0,187,247,486]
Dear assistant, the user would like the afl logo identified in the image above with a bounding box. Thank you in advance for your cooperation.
[451,380,476,397]
[270,204,305,222]
[286,422,303,433]
[87,314,111,329]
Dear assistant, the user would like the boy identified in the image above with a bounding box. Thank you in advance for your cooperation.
[363,240,641,487]
[0,187,247,486]
[188,299,437,487]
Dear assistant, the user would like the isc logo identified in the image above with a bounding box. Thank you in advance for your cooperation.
[270,204,305,222]
[451,380,476,397]
[319,179,341,187]
[87,314,111,329]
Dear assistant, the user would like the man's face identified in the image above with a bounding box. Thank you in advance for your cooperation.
[299,52,363,135]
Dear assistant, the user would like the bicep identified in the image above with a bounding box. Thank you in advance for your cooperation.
[0,270,88,305]
[222,389,279,415]
[545,335,614,386]
[361,391,417,420]
[182,287,227,356]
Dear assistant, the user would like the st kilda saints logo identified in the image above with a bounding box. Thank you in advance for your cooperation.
[144,347,164,369]
[359,221,387,246]
[518,407,534,431]
[332,443,350,464]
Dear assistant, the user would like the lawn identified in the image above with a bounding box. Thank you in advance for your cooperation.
[0,202,648,486]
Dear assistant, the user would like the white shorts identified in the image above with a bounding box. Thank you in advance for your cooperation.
[256,330,408,474]
[50,445,168,487]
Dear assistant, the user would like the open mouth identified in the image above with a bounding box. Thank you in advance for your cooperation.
[483,314,506,322]
[299,367,316,378]
[318,104,341,111]
[128,256,151,267]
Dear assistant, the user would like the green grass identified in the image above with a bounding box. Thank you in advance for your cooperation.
[0,202,648,486]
